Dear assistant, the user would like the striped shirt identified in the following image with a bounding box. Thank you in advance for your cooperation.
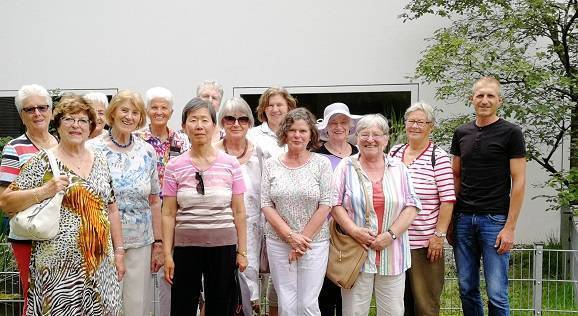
[163,151,246,247]
[334,154,422,276]
[388,143,456,249]
[0,134,39,187]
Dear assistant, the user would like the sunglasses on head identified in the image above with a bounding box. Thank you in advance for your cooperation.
[22,105,50,114]
[195,172,205,195]
[223,116,250,126]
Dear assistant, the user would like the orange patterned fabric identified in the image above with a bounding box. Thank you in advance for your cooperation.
[62,184,110,276]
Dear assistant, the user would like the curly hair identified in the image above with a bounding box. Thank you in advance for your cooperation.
[53,94,97,134]
[277,108,320,151]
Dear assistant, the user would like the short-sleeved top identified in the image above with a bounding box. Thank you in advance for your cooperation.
[333,154,422,276]
[315,142,359,169]
[247,122,286,160]
[0,134,41,240]
[87,136,160,249]
[388,142,456,249]
[163,151,246,247]
[261,153,335,242]
[135,126,188,186]
[450,119,525,214]
[0,134,39,187]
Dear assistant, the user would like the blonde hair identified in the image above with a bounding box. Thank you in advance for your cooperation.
[106,90,147,130]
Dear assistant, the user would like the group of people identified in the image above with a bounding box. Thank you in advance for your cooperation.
[0,76,525,316]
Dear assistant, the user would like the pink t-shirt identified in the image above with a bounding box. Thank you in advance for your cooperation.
[163,151,246,247]
[389,143,456,249]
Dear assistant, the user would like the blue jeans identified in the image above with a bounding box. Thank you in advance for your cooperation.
[454,213,510,316]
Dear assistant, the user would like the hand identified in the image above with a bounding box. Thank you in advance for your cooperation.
[237,253,248,272]
[114,253,125,281]
[427,236,444,262]
[42,175,70,197]
[369,232,393,251]
[495,227,515,255]
[288,249,302,263]
[351,226,376,250]
[164,255,175,285]
[288,232,312,255]
[150,243,164,272]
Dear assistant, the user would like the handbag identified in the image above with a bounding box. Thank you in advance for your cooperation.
[259,236,269,273]
[232,269,245,316]
[326,157,372,289]
[10,150,64,240]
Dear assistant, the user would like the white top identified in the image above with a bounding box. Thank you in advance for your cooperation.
[261,153,335,242]
[247,122,286,160]
[241,145,264,218]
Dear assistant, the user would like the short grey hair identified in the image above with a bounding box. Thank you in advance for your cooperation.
[196,80,224,99]
[145,87,173,108]
[15,84,52,113]
[181,97,216,125]
[218,97,255,129]
[83,92,109,109]
[356,114,390,136]
[404,102,436,126]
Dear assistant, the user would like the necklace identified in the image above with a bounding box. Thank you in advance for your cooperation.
[109,129,133,148]
[223,138,248,159]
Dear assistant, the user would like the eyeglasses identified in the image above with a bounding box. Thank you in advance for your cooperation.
[22,105,50,114]
[358,133,387,141]
[405,120,431,128]
[195,172,205,195]
[223,116,250,126]
[61,117,91,127]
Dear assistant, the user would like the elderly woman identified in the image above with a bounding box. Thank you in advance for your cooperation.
[314,102,360,316]
[388,102,455,316]
[134,86,187,316]
[1,95,124,315]
[83,92,109,139]
[162,97,248,315]
[0,84,58,313]
[214,97,264,315]
[87,90,162,316]
[261,107,334,316]
[332,114,422,316]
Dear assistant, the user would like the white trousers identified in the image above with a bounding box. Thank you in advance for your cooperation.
[341,272,405,316]
[267,238,329,316]
[121,245,153,316]
[238,213,263,315]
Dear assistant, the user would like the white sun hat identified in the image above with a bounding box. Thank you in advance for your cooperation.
[316,102,362,140]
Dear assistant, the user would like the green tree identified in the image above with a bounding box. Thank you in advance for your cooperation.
[402,0,577,209]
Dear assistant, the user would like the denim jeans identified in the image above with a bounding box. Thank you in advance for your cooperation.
[454,213,510,316]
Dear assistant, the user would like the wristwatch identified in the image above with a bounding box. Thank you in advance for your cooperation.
[387,229,397,240]
[434,231,447,238]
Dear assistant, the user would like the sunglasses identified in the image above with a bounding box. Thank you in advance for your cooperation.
[195,172,205,195]
[22,105,50,114]
[223,116,250,126]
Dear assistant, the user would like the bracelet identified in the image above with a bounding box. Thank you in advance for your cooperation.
[33,188,40,204]
[114,246,125,254]
[237,250,247,258]
[154,239,163,244]
[287,231,294,242]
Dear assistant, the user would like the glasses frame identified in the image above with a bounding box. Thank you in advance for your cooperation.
[405,119,432,128]
[195,172,205,195]
[60,117,92,127]
[22,105,50,114]
[358,133,387,141]
[222,115,250,126]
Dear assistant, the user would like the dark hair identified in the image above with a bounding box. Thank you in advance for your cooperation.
[277,107,320,150]
[53,94,97,134]
[256,87,297,123]
[181,97,216,125]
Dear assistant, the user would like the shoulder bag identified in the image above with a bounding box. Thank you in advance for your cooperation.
[326,157,372,289]
[10,150,64,240]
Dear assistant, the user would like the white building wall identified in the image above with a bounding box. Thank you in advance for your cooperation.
[0,0,560,243]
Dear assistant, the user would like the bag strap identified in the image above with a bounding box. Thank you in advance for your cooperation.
[44,149,61,177]
[349,157,373,228]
